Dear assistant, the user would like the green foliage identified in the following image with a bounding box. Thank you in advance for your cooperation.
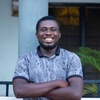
[83,84,98,97]
[76,47,100,97]
[77,47,100,71]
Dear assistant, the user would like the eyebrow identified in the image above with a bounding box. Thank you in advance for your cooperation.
[41,27,57,29]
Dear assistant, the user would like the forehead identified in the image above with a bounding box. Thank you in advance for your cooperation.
[39,20,59,28]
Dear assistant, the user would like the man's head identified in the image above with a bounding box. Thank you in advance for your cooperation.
[36,16,61,32]
[36,16,61,50]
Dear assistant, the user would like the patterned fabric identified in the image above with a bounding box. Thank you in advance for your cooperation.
[13,46,83,100]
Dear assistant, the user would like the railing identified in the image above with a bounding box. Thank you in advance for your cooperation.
[0,81,12,96]
[84,80,100,97]
[0,80,100,97]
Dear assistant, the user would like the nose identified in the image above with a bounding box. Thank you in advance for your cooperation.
[45,29,52,35]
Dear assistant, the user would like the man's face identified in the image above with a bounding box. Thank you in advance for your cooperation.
[36,20,61,50]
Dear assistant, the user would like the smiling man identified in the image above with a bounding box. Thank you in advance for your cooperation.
[13,16,83,100]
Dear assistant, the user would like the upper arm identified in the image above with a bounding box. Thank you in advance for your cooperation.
[13,78,29,98]
[12,55,30,97]
[13,55,29,82]
[13,78,28,89]
[66,53,84,96]
[67,53,83,81]
[68,77,83,96]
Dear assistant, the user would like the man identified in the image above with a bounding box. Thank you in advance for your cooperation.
[13,16,83,100]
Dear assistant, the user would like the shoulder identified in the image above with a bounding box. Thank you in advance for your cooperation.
[18,49,37,62]
[60,48,79,59]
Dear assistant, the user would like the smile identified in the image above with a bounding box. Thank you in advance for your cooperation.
[44,38,53,42]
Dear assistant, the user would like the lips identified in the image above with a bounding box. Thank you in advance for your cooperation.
[44,38,53,42]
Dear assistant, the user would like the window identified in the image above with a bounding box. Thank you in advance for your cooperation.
[49,6,81,51]
[85,7,100,50]
[49,3,100,79]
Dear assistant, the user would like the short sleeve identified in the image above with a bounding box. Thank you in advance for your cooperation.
[13,55,29,82]
[67,53,83,80]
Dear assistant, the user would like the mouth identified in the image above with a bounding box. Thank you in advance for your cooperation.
[44,38,53,43]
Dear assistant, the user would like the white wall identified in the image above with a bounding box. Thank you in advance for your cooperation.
[0,0,18,81]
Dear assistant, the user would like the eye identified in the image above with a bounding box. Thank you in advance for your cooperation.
[50,28,57,32]
[40,28,47,32]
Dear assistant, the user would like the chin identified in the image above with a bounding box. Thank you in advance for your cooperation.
[39,42,58,50]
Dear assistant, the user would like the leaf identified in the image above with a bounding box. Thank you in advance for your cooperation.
[83,84,98,97]
[76,47,100,71]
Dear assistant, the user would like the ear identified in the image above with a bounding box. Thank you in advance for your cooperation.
[59,31,61,38]
[36,32,38,38]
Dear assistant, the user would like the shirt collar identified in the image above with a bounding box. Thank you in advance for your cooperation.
[37,46,60,58]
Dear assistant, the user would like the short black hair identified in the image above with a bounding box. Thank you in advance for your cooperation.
[36,16,61,32]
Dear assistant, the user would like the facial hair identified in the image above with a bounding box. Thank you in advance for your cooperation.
[39,41,58,50]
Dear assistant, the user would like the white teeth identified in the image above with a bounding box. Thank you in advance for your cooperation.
[45,38,52,42]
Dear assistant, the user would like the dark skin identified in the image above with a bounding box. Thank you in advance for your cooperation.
[13,20,83,100]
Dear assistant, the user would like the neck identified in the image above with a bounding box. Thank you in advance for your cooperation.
[40,46,57,58]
